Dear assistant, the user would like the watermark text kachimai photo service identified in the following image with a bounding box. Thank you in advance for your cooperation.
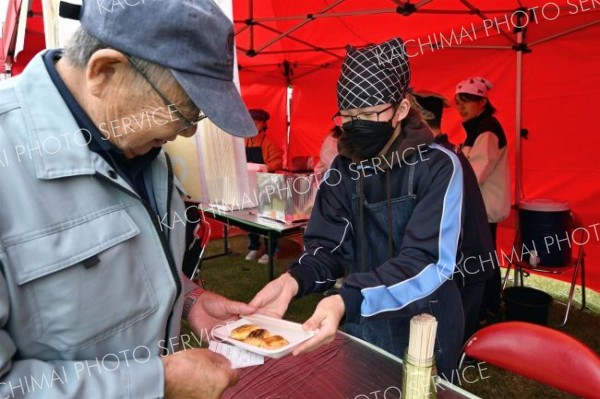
[375,0,600,61]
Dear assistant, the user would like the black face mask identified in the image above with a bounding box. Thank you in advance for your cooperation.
[342,119,396,159]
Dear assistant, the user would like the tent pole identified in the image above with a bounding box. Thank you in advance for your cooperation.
[249,0,254,51]
[529,18,600,47]
[427,45,513,50]
[235,25,250,36]
[255,0,345,53]
[256,22,343,59]
[286,86,291,170]
[234,7,524,24]
[458,0,515,45]
[515,26,524,228]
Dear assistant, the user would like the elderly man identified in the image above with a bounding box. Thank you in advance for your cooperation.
[0,1,257,398]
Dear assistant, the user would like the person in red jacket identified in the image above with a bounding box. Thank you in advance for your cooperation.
[245,109,284,264]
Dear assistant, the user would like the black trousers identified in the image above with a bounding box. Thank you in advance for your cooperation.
[182,203,202,278]
[460,281,486,343]
[343,280,464,378]
[480,223,501,318]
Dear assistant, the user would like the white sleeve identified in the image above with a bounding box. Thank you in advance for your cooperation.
[464,131,500,185]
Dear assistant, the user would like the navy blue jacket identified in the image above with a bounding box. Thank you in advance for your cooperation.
[435,133,496,288]
[289,140,464,323]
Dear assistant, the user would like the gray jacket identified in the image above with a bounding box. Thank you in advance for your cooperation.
[0,53,196,398]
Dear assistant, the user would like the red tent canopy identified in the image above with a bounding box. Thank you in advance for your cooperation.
[1,0,45,75]
[1,0,23,74]
[234,0,600,291]
[6,0,600,290]
[0,38,4,74]
[11,0,45,75]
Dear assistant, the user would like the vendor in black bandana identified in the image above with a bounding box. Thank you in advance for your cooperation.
[251,37,466,377]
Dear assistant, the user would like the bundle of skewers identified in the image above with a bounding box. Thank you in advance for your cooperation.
[403,313,438,399]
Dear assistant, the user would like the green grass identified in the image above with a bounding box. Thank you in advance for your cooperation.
[192,234,600,399]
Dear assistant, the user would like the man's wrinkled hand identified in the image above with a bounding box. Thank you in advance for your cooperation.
[187,291,256,336]
[163,348,238,399]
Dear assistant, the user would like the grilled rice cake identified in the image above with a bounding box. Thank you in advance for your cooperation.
[261,335,289,349]
[243,328,271,346]
[230,324,290,349]
[230,324,260,340]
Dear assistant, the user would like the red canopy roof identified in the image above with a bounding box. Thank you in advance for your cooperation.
[5,0,600,290]
[1,0,23,73]
[234,0,600,290]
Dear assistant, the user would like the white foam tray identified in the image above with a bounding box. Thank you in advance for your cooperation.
[212,314,316,359]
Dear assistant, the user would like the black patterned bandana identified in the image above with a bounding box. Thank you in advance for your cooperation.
[337,37,411,110]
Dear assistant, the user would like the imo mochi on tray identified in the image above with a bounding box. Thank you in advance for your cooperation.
[212,314,316,359]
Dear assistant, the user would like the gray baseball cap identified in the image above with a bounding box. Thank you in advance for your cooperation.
[80,0,256,138]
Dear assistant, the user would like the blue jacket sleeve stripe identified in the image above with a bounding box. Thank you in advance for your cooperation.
[360,144,464,317]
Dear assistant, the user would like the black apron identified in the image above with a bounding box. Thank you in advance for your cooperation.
[343,156,464,377]
[245,136,266,164]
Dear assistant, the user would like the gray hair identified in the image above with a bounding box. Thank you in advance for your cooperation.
[63,27,174,90]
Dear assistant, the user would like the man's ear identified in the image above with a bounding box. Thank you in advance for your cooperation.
[394,98,411,123]
[86,49,131,99]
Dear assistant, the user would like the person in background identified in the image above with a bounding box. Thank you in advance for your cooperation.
[455,77,510,324]
[411,90,495,343]
[250,37,465,377]
[0,1,257,398]
[314,126,342,174]
[245,108,284,264]
[245,109,284,172]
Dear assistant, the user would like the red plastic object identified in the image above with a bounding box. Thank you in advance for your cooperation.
[189,215,212,281]
[464,321,600,398]
[194,217,212,252]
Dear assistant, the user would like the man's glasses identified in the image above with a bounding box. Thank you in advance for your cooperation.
[332,104,395,127]
[126,55,206,134]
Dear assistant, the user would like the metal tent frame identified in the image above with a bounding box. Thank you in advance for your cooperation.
[234,0,600,208]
